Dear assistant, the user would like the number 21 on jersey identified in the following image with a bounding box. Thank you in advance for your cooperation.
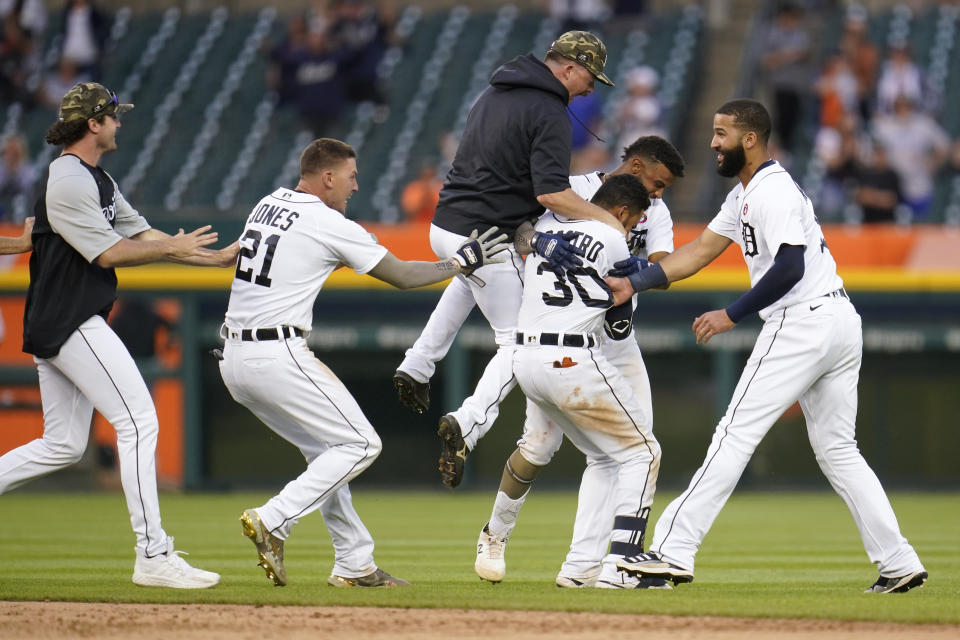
[235,229,280,287]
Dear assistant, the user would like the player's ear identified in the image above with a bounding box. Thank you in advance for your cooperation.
[742,131,757,150]
[613,205,629,225]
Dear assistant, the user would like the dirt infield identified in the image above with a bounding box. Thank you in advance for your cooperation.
[3,602,957,640]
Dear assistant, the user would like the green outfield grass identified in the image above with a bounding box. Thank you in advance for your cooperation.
[0,490,956,623]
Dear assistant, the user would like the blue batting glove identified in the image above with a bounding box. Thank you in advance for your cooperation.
[608,256,650,278]
[532,231,584,270]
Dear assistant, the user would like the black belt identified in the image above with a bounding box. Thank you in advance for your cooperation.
[516,332,596,348]
[240,326,304,341]
[824,287,848,300]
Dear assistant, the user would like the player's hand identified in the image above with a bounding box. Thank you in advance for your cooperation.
[692,309,735,345]
[214,241,240,267]
[167,225,219,259]
[604,276,634,306]
[454,227,509,273]
[608,256,649,278]
[532,230,584,270]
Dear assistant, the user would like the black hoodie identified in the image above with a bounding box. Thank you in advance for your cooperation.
[432,54,573,239]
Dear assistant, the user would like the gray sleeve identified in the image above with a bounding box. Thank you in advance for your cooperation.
[46,171,122,263]
[110,180,151,238]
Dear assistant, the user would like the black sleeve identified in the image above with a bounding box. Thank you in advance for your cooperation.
[725,244,805,323]
[529,105,574,196]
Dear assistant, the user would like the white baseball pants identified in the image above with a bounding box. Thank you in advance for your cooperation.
[402,224,525,449]
[650,297,924,577]
[0,315,169,556]
[219,333,381,578]
[513,341,660,582]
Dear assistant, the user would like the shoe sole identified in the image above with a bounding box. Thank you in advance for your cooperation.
[438,416,467,488]
[617,560,694,585]
[393,373,428,414]
[240,511,287,587]
[871,571,928,594]
[556,576,592,588]
[132,574,220,589]
[475,564,505,583]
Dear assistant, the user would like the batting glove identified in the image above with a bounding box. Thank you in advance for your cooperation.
[532,231,584,270]
[608,256,650,278]
[454,227,509,273]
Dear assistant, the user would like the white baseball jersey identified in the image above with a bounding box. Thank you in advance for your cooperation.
[219,186,392,578]
[643,160,924,581]
[568,171,674,259]
[707,160,843,320]
[224,188,387,331]
[516,213,630,336]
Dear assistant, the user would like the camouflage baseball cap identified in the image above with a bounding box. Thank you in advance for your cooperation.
[548,30,614,87]
[58,82,134,123]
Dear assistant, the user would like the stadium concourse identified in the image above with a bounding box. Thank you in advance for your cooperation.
[2,602,960,640]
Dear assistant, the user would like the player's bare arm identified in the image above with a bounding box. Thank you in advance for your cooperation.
[0,216,34,254]
[537,188,623,233]
[94,226,219,268]
[128,228,240,267]
[605,228,731,304]
[514,221,535,255]
[368,227,509,290]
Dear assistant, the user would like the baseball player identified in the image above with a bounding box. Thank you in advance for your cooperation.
[0,82,232,588]
[219,138,506,588]
[486,173,661,588]
[474,137,685,589]
[389,31,622,488]
[611,99,927,594]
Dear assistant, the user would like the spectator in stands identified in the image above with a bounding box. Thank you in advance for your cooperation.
[815,52,858,130]
[0,10,38,105]
[813,111,862,221]
[268,12,310,107]
[876,42,924,115]
[839,7,878,122]
[60,0,109,79]
[550,0,610,33]
[759,2,811,152]
[0,134,35,222]
[401,161,443,224]
[294,30,347,137]
[872,95,950,221]
[613,65,664,152]
[0,0,46,39]
[39,56,86,111]
[853,142,902,224]
[567,86,603,171]
[330,0,392,114]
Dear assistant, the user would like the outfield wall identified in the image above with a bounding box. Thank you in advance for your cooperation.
[0,223,957,490]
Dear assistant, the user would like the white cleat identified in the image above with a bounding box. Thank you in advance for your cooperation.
[132,537,220,589]
[475,523,507,583]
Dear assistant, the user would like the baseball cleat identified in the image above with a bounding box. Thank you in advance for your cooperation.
[132,537,220,589]
[595,571,673,590]
[393,370,430,414]
[327,568,410,587]
[438,414,469,488]
[240,509,287,586]
[555,565,600,588]
[556,575,597,589]
[617,552,694,585]
[475,523,507,583]
[864,570,928,594]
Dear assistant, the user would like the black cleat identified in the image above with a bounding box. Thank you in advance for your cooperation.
[438,414,469,488]
[864,571,928,594]
[393,370,430,414]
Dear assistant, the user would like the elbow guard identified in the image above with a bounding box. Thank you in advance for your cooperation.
[603,301,634,341]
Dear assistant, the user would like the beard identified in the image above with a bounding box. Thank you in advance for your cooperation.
[716,142,746,177]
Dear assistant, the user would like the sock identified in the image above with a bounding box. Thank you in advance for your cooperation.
[488,490,528,539]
